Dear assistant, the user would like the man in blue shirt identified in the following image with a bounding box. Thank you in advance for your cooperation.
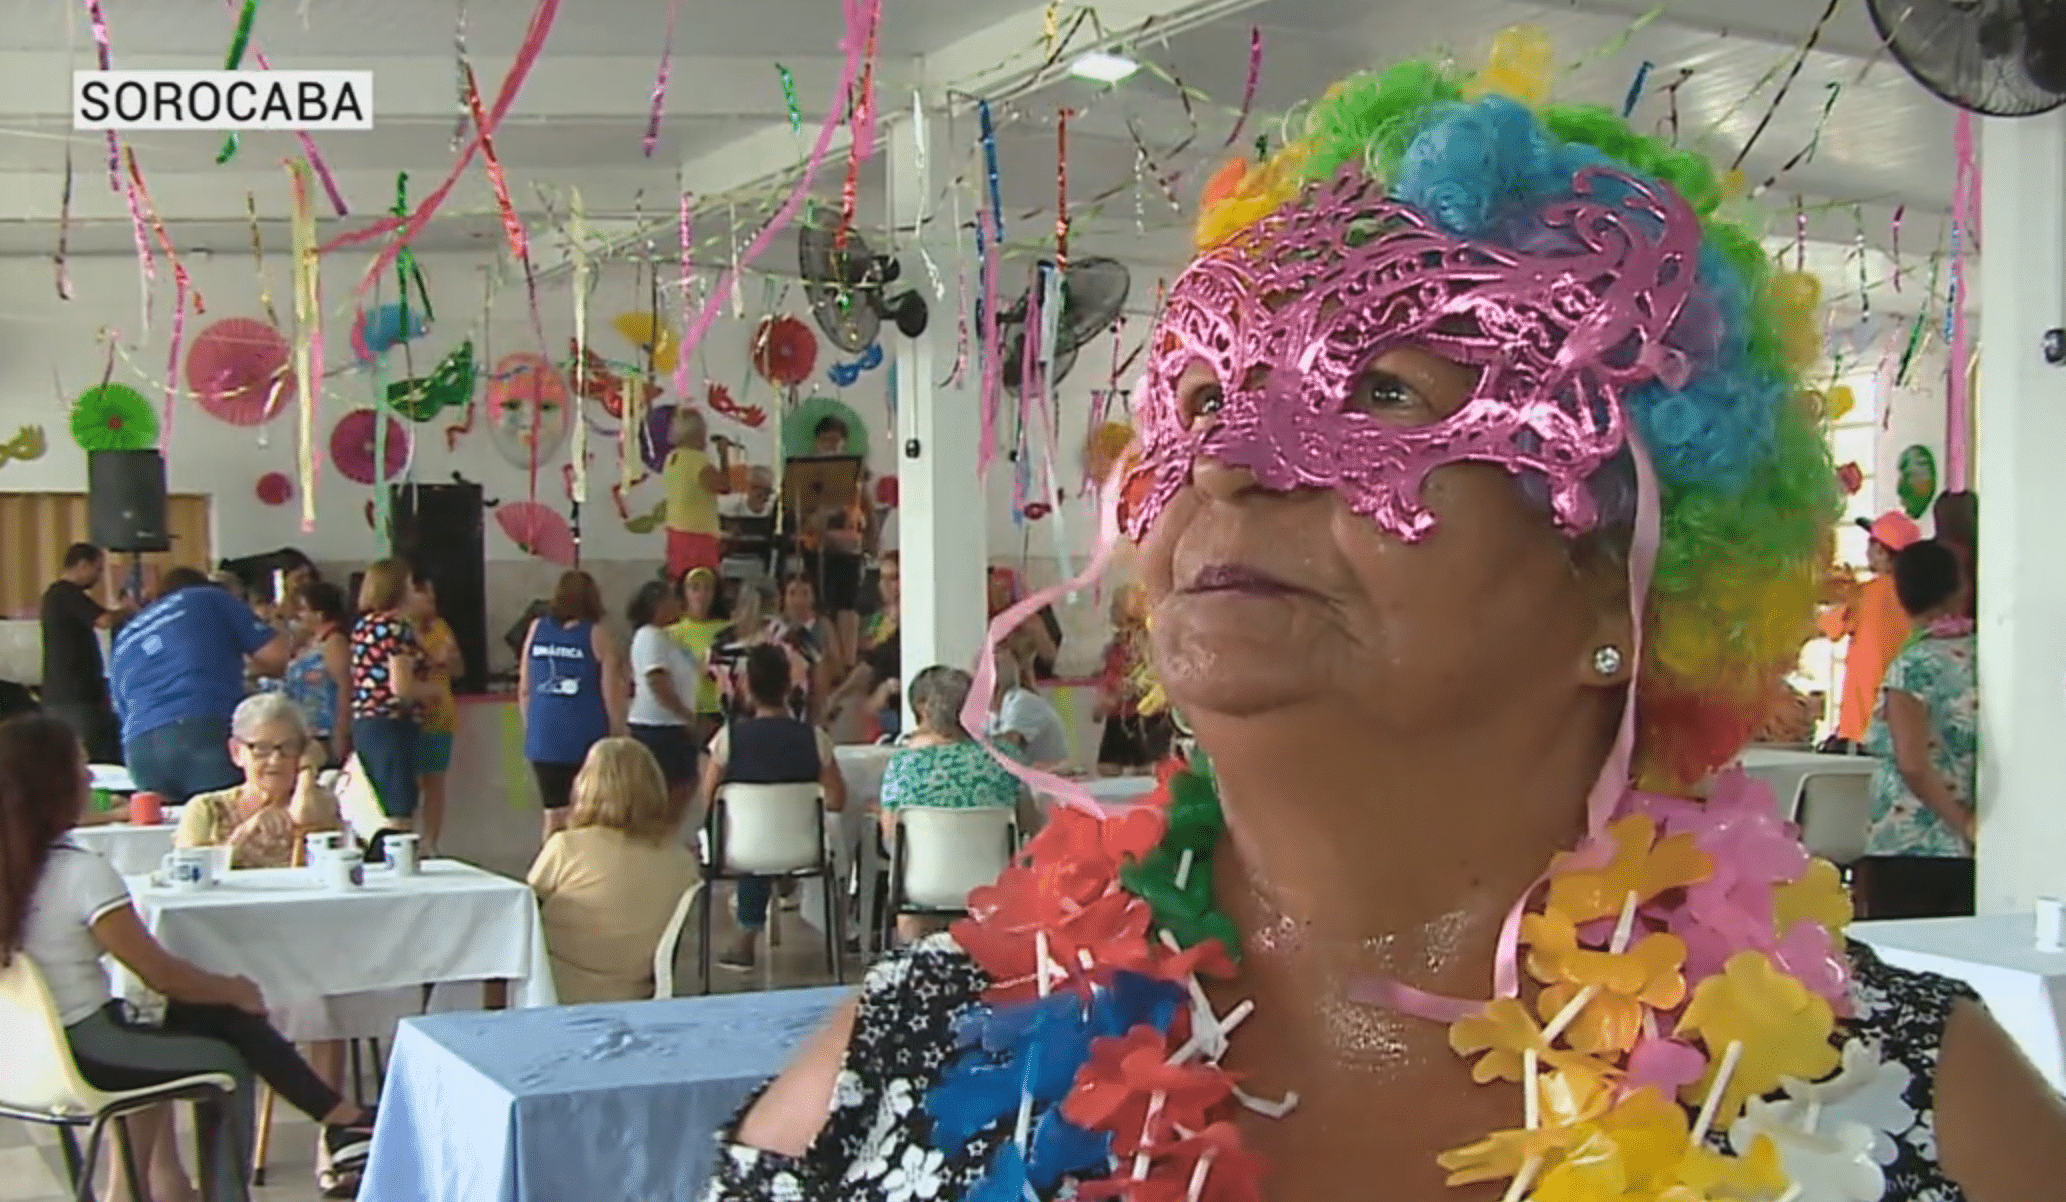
[110,567,290,801]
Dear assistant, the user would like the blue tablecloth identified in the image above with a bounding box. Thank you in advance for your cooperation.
[361,987,847,1202]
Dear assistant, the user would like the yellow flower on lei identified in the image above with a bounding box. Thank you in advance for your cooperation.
[1772,857,1852,935]
[1517,1088,1791,1202]
[1436,1068,1614,1186]
[1546,814,1712,924]
[1676,951,1840,1119]
[1449,998,1603,1085]
[1525,909,1690,1055]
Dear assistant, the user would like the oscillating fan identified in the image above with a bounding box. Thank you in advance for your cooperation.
[797,219,930,354]
[1868,0,2066,115]
[997,258,1132,392]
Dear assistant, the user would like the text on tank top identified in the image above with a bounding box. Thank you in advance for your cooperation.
[525,620,608,764]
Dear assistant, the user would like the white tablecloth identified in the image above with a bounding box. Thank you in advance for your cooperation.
[1852,913,2066,1094]
[121,860,556,1012]
[1738,746,1875,818]
[72,822,177,875]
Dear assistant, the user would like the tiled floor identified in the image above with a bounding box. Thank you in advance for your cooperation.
[1,780,859,1202]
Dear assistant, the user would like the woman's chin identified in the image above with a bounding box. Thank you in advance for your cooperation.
[1155,636,1335,720]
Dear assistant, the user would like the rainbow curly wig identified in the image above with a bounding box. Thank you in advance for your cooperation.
[1188,57,1842,792]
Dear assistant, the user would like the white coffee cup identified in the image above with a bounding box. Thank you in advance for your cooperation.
[160,849,212,891]
[325,848,365,891]
[207,844,235,881]
[304,831,343,868]
[385,833,420,876]
[2037,897,2064,953]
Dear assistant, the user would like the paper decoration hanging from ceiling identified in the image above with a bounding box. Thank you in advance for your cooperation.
[1896,444,1938,519]
[610,312,679,374]
[1082,420,1135,485]
[0,426,46,468]
[70,383,159,451]
[638,402,677,473]
[781,393,865,460]
[487,352,573,467]
[352,302,430,364]
[328,409,412,485]
[495,501,577,565]
[385,341,477,422]
[255,471,294,506]
[186,318,293,426]
[751,316,818,386]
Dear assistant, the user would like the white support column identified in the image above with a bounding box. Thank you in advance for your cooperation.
[1975,109,2066,914]
[889,99,989,708]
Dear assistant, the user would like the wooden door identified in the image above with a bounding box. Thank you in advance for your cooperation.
[0,492,212,616]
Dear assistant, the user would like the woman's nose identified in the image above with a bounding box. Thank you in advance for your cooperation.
[1190,452,1266,505]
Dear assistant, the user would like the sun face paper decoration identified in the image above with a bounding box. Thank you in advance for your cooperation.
[487,352,573,468]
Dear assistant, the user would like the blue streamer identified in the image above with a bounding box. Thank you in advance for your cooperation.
[1621,61,1654,118]
[978,100,1005,241]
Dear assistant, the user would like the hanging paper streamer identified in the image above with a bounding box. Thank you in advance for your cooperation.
[1749,82,1842,196]
[450,0,470,151]
[126,148,205,441]
[570,187,590,511]
[55,146,73,301]
[83,0,120,190]
[776,64,802,133]
[286,157,322,532]
[1658,66,1693,144]
[213,0,262,163]
[1891,205,1905,292]
[1730,0,1843,169]
[978,100,1005,242]
[909,91,945,298]
[213,0,347,213]
[1055,107,1071,269]
[244,193,279,329]
[643,0,684,156]
[389,173,435,328]
[1223,27,1264,146]
[1947,111,1975,492]
[1620,60,1653,117]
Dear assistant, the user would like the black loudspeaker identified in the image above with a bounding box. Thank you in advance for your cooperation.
[389,482,488,695]
[88,450,170,553]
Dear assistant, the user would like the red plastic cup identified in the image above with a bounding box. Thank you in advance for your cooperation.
[129,792,164,825]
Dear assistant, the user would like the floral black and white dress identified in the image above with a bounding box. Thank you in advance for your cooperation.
[699,938,1975,1202]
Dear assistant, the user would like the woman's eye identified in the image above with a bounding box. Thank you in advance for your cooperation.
[1349,370,1422,416]
[1181,384,1225,429]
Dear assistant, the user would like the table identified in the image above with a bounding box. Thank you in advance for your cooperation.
[1852,913,2066,1094]
[122,861,555,1013]
[361,987,846,1202]
[72,821,177,875]
[1738,746,1875,819]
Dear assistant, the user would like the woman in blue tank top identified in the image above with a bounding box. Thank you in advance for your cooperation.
[519,571,627,837]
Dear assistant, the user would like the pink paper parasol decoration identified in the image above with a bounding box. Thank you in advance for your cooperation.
[327,409,412,485]
[186,318,295,426]
[495,501,577,565]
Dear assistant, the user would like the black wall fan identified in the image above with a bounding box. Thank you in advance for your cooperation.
[1868,0,2066,115]
[998,257,1132,393]
[797,220,930,354]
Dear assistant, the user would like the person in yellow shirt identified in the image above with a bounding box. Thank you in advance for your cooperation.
[408,578,465,855]
[663,406,728,579]
[667,566,733,739]
[1818,510,1922,749]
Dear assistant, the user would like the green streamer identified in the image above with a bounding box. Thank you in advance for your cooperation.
[776,64,802,133]
[389,173,436,327]
[213,0,262,164]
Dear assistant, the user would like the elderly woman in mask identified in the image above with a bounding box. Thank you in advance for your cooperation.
[701,32,2066,1202]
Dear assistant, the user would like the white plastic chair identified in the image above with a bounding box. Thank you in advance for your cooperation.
[697,783,844,992]
[883,806,1019,945]
[1796,772,1874,867]
[651,882,705,999]
[0,955,235,1202]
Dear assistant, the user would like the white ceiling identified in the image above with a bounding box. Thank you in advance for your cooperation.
[0,0,1979,315]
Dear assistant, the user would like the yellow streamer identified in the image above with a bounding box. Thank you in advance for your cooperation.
[570,187,589,509]
[286,159,321,533]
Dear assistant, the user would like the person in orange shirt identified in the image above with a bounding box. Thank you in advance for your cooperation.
[1819,511,1923,748]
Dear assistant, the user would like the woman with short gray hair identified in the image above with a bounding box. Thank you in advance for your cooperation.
[878,662,1028,844]
[174,691,342,870]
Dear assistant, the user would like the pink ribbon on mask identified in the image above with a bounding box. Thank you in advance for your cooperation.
[1354,436,1663,1022]
[1947,111,1975,492]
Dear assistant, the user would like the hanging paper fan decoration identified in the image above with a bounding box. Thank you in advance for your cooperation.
[781,393,865,460]
[386,341,477,422]
[639,402,678,473]
[70,383,159,451]
[352,302,430,364]
[874,474,898,508]
[186,318,293,426]
[487,353,573,468]
[255,471,294,506]
[751,316,818,386]
[328,409,412,485]
[1083,420,1135,484]
[495,501,577,565]
[610,312,679,374]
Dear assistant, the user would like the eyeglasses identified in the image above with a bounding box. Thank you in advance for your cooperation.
[238,739,307,762]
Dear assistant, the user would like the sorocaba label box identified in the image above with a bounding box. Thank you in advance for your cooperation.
[74,70,373,131]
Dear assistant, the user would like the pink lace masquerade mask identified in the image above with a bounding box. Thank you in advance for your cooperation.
[1120,166,1708,543]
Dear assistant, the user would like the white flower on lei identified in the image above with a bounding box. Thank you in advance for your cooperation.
[1767,1039,1918,1165]
[883,1076,918,1118]
[1730,1097,1885,1202]
[833,1068,868,1111]
[880,1144,947,1202]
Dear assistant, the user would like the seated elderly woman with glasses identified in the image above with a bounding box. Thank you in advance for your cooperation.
[173,692,343,868]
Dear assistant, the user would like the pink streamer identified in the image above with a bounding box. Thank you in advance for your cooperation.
[1948,113,1975,492]
[674,191,694,399]
[1890,205,1904,292]
[975,223,1005,473]
[320,0,563,283]
[1221,27,1263,147]
[643,0,685,157]
[82,0,119,192]
[672,0,882,373]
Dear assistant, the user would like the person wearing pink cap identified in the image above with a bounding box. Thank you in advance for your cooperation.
[1819,510,1924,747]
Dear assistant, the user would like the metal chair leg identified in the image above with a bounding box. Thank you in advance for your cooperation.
[72,1117,107,1202]
[113,1116,148,1202]
[252,1084,276,1184]
[698,876,715,995]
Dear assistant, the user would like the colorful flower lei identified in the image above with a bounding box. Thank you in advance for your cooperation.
[930,752,1862,1201]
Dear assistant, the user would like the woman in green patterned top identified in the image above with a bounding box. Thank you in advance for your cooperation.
[1858,538,1977,919]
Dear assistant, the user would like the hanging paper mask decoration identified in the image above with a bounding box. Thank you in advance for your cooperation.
[386,341,477,422]
[750,315,818,386]
[70,383,159,451]
[255,471,294,506]
[705,382,766,428]
[487,352,573,468]
[327,409,412,485]
[186,317,294,426]
[352,301,430,364]
[1896,444,1938,518]
[567,340,661,421]
[0,425,47,468]
[782,393,866,459]
[494,500,578,565]
[827,342,883,387]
